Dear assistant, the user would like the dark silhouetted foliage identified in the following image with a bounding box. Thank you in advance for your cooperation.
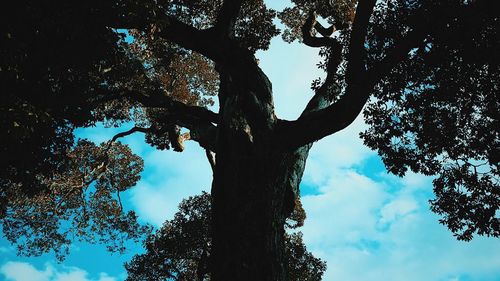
[125,192,326,281]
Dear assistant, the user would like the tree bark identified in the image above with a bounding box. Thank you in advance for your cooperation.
[211,137,291,280]
[209,69,309,280]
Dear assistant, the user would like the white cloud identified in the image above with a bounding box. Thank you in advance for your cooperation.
[301,169,388,246]
[378,197,418,226]
[303,115,374,187]
[300,141,500,281]
[0,262,52,281]
[96,273,117,281]
[129,141,212,226]
[0,262,118,281]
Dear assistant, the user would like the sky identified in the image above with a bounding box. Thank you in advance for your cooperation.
[1,1,500,281]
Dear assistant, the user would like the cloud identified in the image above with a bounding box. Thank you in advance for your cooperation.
[0,262,52,281]
[303,115,374,188]
[0,262,118,281]
[378,197,418,226]
[300,140,500,281]
[128,141,212,226]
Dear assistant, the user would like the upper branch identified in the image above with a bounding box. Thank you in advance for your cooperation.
[129,90,219,124]
[106,1,272,99]
[214,0,244,36]
[301,11,338,48]
[345,0,377,75]
[298,9,347,116]
[128,90,218,151]
[276,0,377,150]
[109,126,151,144]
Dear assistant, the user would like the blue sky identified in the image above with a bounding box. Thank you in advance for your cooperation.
[1,1,500,280]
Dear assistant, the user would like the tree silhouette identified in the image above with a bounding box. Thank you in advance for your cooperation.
[0,0,498,280]
[125,192,326,281]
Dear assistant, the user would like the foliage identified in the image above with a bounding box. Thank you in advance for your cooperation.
[2,140,151,260]
[360,0,499,240]
[125,192,326,281]
[0,0,143,204]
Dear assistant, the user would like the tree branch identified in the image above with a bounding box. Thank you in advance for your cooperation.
[109,126,151,144]
[299,9,344,115]
[177,124,217,152]
[301,11,340,48]
[345,0,377,74]
[105,2,273,103]
[90,87,218,125]
[90,87,218,151]
[276,0,377,150]
[214,0,244,36]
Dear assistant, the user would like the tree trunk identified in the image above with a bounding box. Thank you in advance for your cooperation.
[211,142,288,280]
[210,73,310,280]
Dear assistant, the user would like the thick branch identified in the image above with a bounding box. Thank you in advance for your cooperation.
[91,87,218,125]
[314,22,335,38]
[276,85,369,150]
[105,2,272,102]
[345,0,376,74]
[91,88,218,150]
[214,0,244,36]
[277,0,377,150]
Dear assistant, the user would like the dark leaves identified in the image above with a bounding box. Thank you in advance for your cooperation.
[126,193,326,281]
[361,0,500,239]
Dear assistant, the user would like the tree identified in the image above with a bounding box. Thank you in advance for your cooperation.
[1,0,498,280]
[125,192,326,281]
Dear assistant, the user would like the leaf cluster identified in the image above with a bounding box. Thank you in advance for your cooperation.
[1,140,151,260]
[361,0,499,240]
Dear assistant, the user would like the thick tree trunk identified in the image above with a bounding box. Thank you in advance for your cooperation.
[211,142,288,280]
[209,71,311,280]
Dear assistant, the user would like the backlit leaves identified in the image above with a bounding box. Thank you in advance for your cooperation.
[1,140,151,260]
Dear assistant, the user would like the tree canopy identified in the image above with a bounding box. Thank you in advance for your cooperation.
[0,0,498,278]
